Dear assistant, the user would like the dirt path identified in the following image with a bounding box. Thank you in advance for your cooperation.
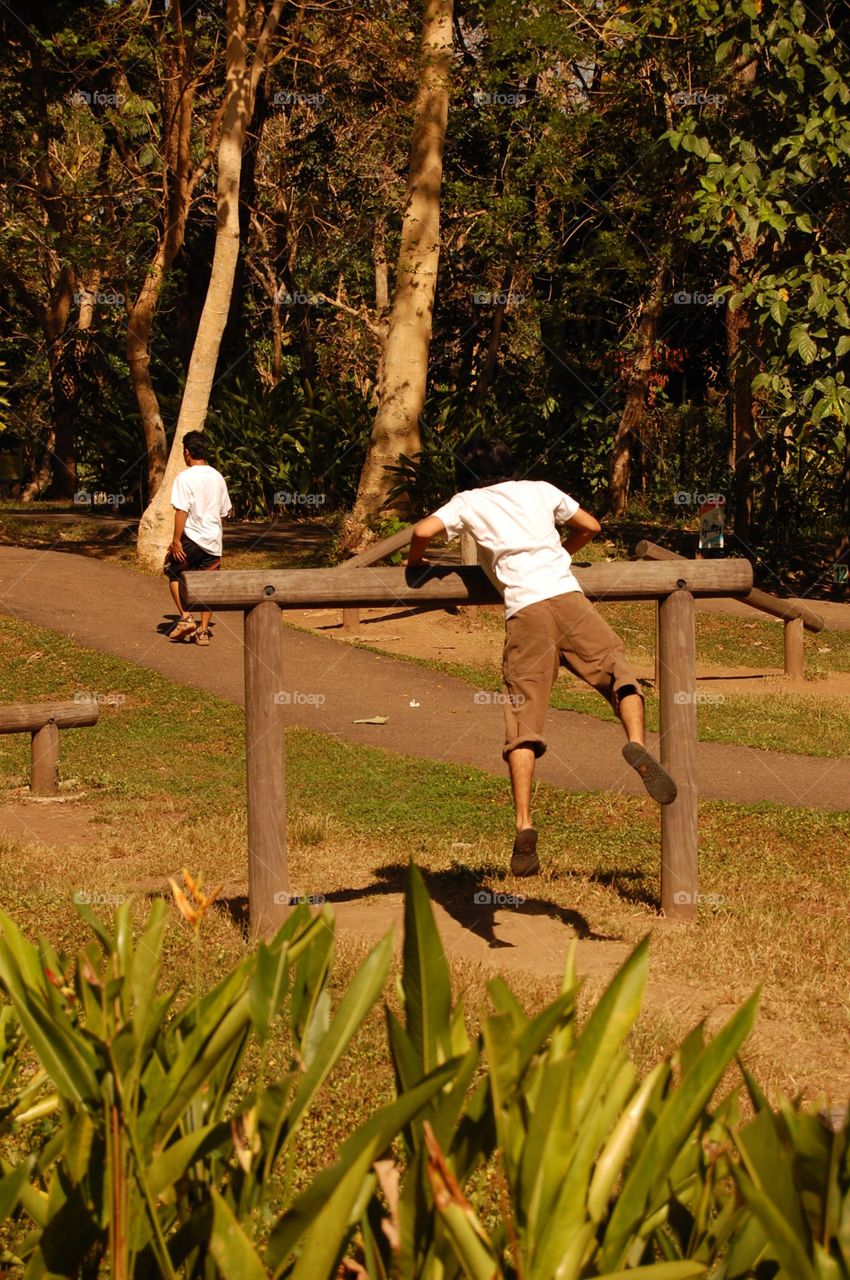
[1,547,849,811]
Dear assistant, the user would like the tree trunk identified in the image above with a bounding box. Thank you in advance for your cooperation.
[609,258,668,516]
[836,433,850,577]
[726,56,759,550]
[127,246,171,500]
[21,265,77,502]
[347,0,454,546]
[136,0,285,571]
[126,0,196,502]
[473,266,514,407]
[727,235,758,547]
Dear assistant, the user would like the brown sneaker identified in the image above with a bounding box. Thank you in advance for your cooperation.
[622,742,677,805]
[169,616,197,642]
[511,827,539,877]
[192,629,211,647]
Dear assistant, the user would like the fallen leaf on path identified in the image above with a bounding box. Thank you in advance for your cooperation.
[353,716,389,724]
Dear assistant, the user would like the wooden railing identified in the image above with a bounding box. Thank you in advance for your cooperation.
[635,540,825,679]
[184,558,754,934]
[0,701,99,795]
[333,526,480,632]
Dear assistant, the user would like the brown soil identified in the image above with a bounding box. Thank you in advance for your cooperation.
[0,796,101,847]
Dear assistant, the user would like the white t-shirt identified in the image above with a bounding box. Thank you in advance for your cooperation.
[171,464,232,556]
[432,480,582,618]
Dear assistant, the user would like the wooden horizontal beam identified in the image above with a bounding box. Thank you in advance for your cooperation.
[0,701,100,734]
[183,559,754,611]
[334,525,414,570]
[635,540,824,632]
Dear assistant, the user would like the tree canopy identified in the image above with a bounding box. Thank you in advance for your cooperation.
[0,0,847,576]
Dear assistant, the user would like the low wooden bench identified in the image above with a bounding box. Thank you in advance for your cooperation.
[0,701,99,796]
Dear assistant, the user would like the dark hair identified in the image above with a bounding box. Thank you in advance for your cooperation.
[182,431,209,462]
[454,439,519,490]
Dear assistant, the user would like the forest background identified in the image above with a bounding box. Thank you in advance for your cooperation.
[1,0,848,588]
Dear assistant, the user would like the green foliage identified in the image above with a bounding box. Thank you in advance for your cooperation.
[661,0,850,541]
[0,896,399,1276]
[204,375,370,517]
[1,864,849,1276]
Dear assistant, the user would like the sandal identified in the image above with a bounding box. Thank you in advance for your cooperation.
[622,742,677,805]
[511,827,539,877]
[192,629,211,646]
[169,616,197,642]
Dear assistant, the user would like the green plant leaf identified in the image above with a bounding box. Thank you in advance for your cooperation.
[266,1060,458,1273]
[570,938,649,1128]
[402,861,452,1074]
[601,993,759,1268]
[279,934,392,1160]
[209,1188,268,1280]
[0,1158,32,1223]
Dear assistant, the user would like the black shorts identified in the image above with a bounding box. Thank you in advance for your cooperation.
[163,534,222,582]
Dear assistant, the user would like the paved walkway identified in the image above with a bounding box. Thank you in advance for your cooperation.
[0,547,848,811]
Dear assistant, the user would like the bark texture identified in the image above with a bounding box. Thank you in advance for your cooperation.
[347,0,454,546]
[609,258,668,516]
[126,0,197,501]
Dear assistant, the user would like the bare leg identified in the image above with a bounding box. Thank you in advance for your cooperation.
[169,579,192,618]
[200,610,212,632]
[616,686,677,804]
[617,690,645,745]
[507,746,536,831]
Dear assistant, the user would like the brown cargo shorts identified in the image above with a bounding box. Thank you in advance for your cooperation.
[501,591,641,759]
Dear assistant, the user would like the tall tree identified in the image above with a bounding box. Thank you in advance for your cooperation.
[136,0,287,570]
[345,0,454,546]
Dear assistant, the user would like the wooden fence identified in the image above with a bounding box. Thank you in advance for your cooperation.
[635,540,825,680]
[0,700,99,795]
[184,558,753,934]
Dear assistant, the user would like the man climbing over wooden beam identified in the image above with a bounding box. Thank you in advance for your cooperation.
[407,439,677,877]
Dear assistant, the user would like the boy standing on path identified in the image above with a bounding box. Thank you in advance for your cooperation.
[407,439,676,876]
[163,431,232,646]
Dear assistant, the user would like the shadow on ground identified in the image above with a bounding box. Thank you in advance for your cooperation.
[218,861,626,947]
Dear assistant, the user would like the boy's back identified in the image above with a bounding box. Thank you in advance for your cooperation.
[432,479,583,617]
[170,463,230,556]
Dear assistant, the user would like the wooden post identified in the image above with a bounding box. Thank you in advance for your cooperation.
[654,600,660,688]
[784,615,804,678]
[244,600,288,937]
[342,607,360,634]
[460,530,478,565]
[658,588,698,920]
[30,721,59,796]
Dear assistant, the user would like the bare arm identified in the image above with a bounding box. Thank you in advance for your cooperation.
[562,507,601,556]
[407,515,447,566]
[170,509,188,562]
